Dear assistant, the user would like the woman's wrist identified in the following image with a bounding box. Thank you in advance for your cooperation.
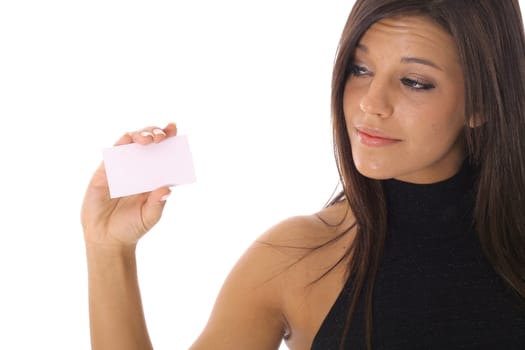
[85,241,137,264]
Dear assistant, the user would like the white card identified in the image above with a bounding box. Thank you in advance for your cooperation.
[102,135,196,198]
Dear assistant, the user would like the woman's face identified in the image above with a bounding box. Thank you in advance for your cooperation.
[343,16,467,184]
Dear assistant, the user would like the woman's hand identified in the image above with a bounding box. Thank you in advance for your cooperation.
[81,123,178,247]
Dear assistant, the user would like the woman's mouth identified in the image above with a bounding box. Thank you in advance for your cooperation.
[355,127,401,147]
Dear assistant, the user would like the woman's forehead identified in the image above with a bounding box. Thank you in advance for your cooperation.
[356,16,460,67]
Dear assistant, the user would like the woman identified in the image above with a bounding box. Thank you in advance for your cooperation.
[81,0,525,349]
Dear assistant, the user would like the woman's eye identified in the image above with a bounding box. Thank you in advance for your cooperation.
[401,78,435,91]
[350,64,370,76]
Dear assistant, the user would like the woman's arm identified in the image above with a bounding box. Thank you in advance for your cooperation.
[86,244,152,350]
[81,124,176,350]
[189,233,288,350]
[81,123,286,350]
[85,233,287,350]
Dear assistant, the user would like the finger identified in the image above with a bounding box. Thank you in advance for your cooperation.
[114,132,133,146]
[152,123,177,143]
[141,186,172,229]
[163,122,178,137]
[151,127,167,144]
[128,123,178,145]
[129,126,161,145]
[150,186,172,203]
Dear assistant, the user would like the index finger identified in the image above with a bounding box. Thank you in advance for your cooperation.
[113,132,133,146]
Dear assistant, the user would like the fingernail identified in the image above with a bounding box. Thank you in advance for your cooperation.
[160,193,170,201]
[140,131,154,137]
[153,128,166,136]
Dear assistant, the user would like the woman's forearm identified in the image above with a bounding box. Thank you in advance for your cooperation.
[86,244,153,350]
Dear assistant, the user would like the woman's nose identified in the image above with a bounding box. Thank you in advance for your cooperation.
[359,77,394,118]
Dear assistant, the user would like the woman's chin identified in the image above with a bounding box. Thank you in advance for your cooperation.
[354,162,393,180]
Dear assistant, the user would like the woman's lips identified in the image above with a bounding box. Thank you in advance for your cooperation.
[355,127,401,147]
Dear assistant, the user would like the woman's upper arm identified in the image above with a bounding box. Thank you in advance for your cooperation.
[189,227,291,350]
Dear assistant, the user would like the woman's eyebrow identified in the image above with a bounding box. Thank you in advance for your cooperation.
[400,57,442,71]
[357,43,443,71]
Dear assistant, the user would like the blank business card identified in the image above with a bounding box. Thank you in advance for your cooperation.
[102,135,196,198]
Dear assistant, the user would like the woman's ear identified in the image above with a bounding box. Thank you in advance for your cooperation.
[468,114,486,128]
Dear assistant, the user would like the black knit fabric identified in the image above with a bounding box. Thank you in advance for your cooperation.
[311,161,525,349]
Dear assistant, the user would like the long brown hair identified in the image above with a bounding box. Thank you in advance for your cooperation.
[330,0,525,348]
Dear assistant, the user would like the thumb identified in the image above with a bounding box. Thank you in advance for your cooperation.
[141,187,172,230]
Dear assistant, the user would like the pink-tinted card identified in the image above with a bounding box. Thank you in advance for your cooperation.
[102,135,196,198]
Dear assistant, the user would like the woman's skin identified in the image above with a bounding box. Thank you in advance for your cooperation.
[346,16,467,184]
[81,16,469,350]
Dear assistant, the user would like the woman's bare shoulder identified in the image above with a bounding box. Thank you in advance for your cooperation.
[257,199,355,250]
[245,200,356,348]
[250,199,356,289]
[190,201,356,350]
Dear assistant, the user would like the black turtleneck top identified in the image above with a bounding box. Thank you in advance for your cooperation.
[311,161,525,349]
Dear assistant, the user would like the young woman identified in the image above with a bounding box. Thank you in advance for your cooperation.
[81,0,525,349]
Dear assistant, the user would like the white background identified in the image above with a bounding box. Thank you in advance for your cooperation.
[2,1,524,349]
[0,1,352,349]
